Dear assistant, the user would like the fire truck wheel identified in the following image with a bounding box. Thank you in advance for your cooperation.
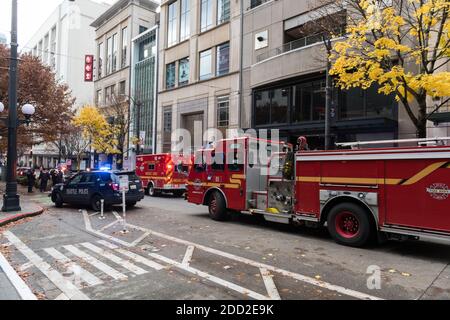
[327,203,373,247]
[148,184,159,197]
[208,191,229,221]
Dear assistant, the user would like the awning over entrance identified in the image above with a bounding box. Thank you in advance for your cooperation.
[428,112,450,125]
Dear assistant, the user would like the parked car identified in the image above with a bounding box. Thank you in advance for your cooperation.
[50,171,145,211]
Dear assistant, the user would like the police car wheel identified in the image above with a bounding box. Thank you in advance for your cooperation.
[91,195,103,212]
[53,193,63,208]
[208,191,228,221]
[327,203,373,248]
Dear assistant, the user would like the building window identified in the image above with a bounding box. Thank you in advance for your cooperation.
[119,81,126,96]
[164,108,173,133]
[254,87,290,126]
[179,58,190,86]
[121,27,128,68]
[50,26,57,70]
[217,0,230,24]
[96,89,103,106]
[168,1,178,47]
[180,0,190,41]
[105,84,116,105]
[106,37,112,75]
[98,42,104,78]
[201,0,213,32]
[163,107,173,153]
[217,96,229,128]
[199,49,212,80]
[166,62,176,89]
[216,42,230,76]
[112,33,118,72]
[139,26,148,34]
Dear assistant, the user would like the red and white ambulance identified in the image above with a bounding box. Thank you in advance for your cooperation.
[136,154,190,197]
[187,137,450,247]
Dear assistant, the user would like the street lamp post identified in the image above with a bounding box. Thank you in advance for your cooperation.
[1,0,36,212]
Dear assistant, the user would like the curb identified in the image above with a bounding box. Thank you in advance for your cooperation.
[0,252,38,300]
[0,206,45,227]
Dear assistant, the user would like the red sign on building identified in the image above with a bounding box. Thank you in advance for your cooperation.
[84,55,94,82]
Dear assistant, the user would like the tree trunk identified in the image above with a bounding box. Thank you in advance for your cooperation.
[417,96,428,139]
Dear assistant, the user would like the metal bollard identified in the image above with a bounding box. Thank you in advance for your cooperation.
[99,199,105,220]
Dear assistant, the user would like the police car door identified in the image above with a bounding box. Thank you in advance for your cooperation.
[78,173,96,203]
[64,174,83,203]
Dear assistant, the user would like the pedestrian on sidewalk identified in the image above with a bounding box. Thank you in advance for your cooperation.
[39,169,50,193]
[51,169,59,186]
[26,169,36,193]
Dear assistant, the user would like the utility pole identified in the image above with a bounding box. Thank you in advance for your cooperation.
[324,36,333,151]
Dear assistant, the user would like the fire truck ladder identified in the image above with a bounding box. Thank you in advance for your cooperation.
[336,137,450,149]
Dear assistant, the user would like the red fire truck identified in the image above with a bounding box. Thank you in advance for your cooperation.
[136,154,190,197]
[187,137,450,247]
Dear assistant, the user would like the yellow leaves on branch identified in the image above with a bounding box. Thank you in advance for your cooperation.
[330,0,450,102]
[73,105,120,155]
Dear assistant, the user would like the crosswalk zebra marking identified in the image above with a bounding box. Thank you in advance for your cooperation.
[44,247,103,287]
[97,240,165,271]
[80,243,148,276]
[3,231,89,300]
[63,245,128,281]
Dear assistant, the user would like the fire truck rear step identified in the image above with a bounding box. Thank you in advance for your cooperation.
[247,209,291,224]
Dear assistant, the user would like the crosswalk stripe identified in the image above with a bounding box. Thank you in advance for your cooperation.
[97,240,164,271]
[44,248,103,287]
[80,243,148,275]
[63,245,128,281]
[3,231,89,300]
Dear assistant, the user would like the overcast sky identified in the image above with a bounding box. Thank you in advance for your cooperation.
[0,0,119,48]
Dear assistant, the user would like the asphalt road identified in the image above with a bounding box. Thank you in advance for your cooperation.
[1,193,449,300]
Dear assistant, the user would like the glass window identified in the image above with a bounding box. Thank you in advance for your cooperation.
[271,88,289,124]
[179,58,190,86]
[199,49,212,80]
[119,81,126,96]
[168,2,178,46]
[312,83,326,121]
[163,108,172,133]
[106,37,112,75]
[166,62,176,89]
[340,87,364,119]
[98,42,104,78]
[201,0,213,32]
[217,0,230,24]
[96,89,103,105]
[254,91,271,126]
[293,84,312,123]
[180,0,190,41]
[121,27,128,68]
[216,42,230,76]
[217,96,229,128]
[68,174,83,186]
[139,26,148,33]
[112,33,118,72]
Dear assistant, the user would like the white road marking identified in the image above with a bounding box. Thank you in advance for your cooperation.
[182,246,195,266]
[149,253,269,300]
[80,243,147,276]
[97,240,165,271]
[126,224,383,300]
[82,210,132,247]
[99,220,119,232]
[0,251,37,300]
[18,262,34,272]
[44,247,103,287]
[82,209,383,300]
[131,232,150,247]
[63,245,127,281]
[55,293,69,300]
[260,268,281,300]
[3,231,89,300]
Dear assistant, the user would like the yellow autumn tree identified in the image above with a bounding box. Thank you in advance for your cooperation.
[73,105,119,157]
[322,0,450,138]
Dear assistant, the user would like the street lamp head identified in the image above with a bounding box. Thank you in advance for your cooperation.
[22,103,36,116]
[0,102,4,113]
